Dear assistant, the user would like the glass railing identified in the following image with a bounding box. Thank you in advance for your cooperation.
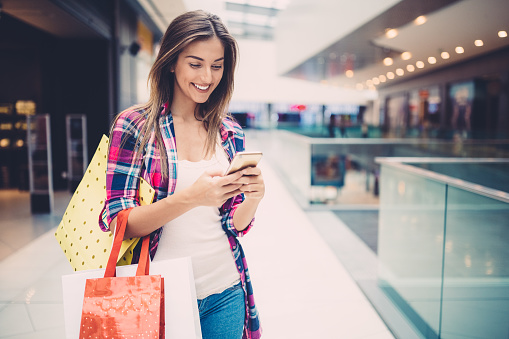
[251,129,509,207]
[376,158,509,338]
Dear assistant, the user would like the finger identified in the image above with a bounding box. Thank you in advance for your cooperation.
[220,183,243,194]
[222,189,243,201]
[242,167,261,176]
[239,183,263,193]
[218,170,245,185]
[204,168,225,177]
[232,176,256,185]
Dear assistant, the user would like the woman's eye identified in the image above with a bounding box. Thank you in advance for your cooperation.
[212,65,223,70]
[190,63,201,68]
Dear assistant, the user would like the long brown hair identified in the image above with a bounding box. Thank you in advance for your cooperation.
[111,10,238,178]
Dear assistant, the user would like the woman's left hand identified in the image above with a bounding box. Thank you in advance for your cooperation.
[233,167,265,201]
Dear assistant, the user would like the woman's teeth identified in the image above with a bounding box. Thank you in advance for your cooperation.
[194,83,210,91]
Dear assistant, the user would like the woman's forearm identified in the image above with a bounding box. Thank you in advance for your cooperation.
[232,197,261,231]
[111,189,196,239]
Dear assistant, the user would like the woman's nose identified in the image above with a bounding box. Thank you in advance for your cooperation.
[200,67,212,83]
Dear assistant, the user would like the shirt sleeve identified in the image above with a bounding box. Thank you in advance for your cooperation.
[100,111,144,231]
[222,193,255,238]
[221,124,255,238]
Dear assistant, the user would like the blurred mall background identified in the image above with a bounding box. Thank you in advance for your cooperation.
[0,0,508,338]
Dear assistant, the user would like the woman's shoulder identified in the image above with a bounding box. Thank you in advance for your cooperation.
[114,106,148,133]
[117,106,147,125]
[221,115,244,137]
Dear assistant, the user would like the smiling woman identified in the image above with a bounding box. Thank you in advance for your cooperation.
[100,10,264,339]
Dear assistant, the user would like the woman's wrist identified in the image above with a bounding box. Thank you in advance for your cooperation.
[169,188,199,210]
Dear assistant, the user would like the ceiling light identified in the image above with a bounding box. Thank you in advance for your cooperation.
[407,65,415,72]
[474,39,484,47]
[345,70,354,78]
[383,57,393,66]
[396,68,404,76]
[387,72,395,79]
[414,16,427,25]
[385,29,398,39]
[366,80,373,86]
[416,61,425,68]
[498,31,508,38]
[329,52,337,60]
[379,75,387,82]
[356,83,364,90]
[441,51,450,59]
[401,52,412,60]
[368,85,376,91]
[455,46,464,54]
[372,77,380,85]
[428,57,437,64]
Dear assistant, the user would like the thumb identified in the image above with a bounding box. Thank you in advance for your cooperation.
[204,168,224,178]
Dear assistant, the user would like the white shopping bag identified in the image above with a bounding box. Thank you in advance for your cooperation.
[62,256,202,339]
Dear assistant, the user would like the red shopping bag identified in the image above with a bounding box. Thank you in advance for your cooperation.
[79,208,165,338]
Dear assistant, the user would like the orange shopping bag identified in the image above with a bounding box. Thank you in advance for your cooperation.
[79,208,165,338]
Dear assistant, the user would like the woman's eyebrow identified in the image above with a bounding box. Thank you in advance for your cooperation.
[185,55,224,62]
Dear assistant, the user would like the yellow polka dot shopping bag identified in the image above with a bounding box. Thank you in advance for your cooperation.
[54,135,155,271]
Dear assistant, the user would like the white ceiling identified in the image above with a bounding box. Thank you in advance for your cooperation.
[330,0,509,89]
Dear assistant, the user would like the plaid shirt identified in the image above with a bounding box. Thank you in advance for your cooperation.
[100,103,262,338]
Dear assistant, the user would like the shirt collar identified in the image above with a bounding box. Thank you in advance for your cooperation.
[162,101,235,142]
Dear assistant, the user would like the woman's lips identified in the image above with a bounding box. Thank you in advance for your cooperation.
[193,83,210,91]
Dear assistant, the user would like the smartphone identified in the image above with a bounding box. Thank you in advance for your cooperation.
[224,151,263,175]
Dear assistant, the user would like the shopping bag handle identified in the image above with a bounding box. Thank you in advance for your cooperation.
[104,208,150,278]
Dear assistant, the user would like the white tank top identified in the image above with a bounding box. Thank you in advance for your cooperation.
[152,144,241,299]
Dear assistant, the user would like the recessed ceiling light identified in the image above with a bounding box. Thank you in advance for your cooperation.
[387,72,395,79]
[441,51,450,59]
[414,16,427,25]
[401,52,412,60]
[396,68,404,76]
[455,46,464,54]
[407,65,415,72]
[345,70,354,78]
[379,75,387,82]
[356,83,364,90]
[383,57,394,66]
[366,80,373,86]
[372,77,380,85]
[498,31,508,38]
[474,39,484,47]
[416,61,425,68]
[385,29,398,39]
[428,57,437,64]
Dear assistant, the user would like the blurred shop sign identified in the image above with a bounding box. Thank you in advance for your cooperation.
[0,103,14,115]
[311,154,345,187]
[15,100,36,115]
[290,104,307,111]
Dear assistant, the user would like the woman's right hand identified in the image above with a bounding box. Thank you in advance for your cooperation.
[187,169,245,207]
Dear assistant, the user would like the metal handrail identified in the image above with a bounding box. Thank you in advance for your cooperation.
[376,157,509,203]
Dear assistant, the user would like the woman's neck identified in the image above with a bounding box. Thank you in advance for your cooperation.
[170,94,199,122]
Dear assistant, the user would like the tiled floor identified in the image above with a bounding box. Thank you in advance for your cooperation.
[0,134,394,338]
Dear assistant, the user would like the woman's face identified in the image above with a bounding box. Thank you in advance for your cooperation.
[172,37,225,105]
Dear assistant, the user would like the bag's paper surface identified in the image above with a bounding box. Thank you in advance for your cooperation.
[55,135,155,271]
[62,257,202,339]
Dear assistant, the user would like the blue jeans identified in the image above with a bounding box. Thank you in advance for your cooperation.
[197,282,245,339]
